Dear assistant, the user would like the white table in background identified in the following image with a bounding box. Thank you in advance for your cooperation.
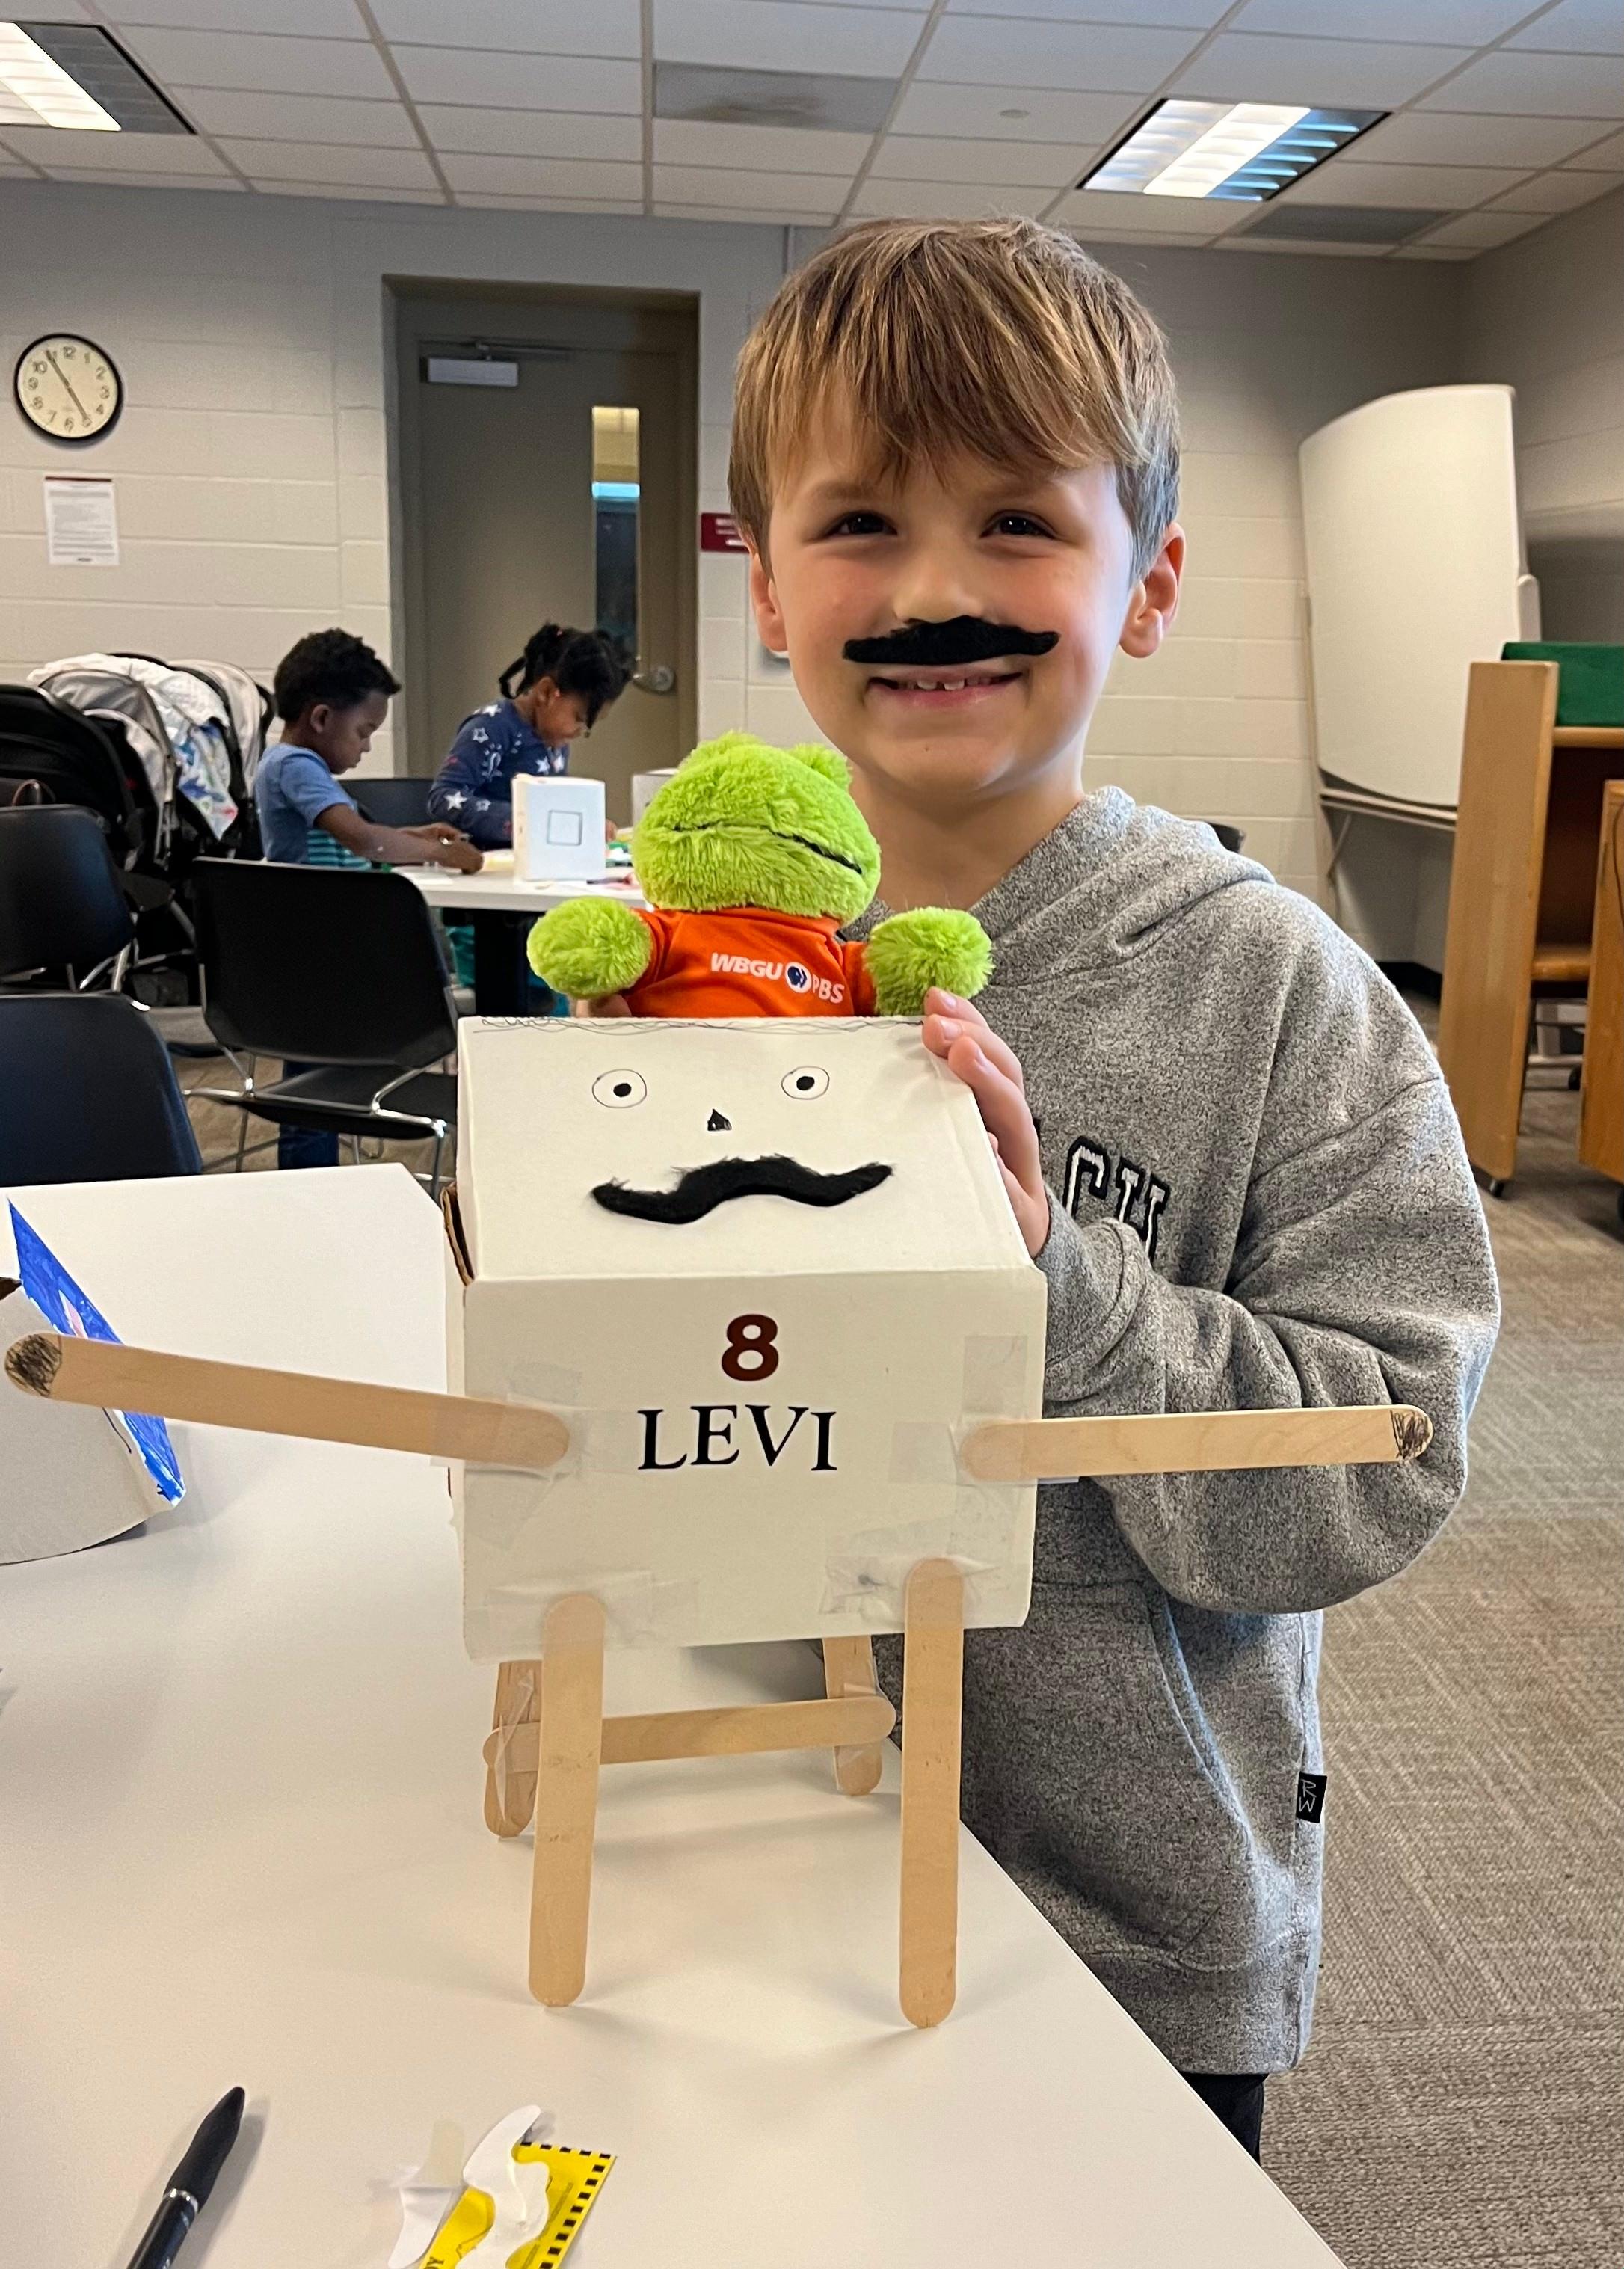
[0,1165,1341,2268]
[405,867,648,1013]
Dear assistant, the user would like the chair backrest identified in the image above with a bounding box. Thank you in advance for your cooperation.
[0,993,201,1183]
[353,776,437,830]
[0,685,150,856]
[0,805,135,980]
[191,859,458,1069]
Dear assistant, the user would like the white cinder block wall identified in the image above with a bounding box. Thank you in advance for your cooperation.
[1,180,1466,903]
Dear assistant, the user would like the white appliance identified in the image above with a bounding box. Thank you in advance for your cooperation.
[1299,384,1540,811]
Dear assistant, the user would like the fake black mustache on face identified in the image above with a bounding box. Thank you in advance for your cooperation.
[844,618,1060,670]
[592,1155,892,1226]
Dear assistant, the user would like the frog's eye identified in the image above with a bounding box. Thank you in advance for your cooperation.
[592,1069,647,1108]
[782,1066,828,1099]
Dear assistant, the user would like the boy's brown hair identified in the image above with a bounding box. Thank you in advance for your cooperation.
[730,216,1180,578]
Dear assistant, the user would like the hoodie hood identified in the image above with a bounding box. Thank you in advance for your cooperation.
[854,790,1273,986]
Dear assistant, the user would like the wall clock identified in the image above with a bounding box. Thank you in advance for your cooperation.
[13,334,123,443]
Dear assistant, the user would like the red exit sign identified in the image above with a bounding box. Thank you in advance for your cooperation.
[700,511,748,554]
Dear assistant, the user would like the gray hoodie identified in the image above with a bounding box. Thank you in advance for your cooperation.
[857,789,1499,2074]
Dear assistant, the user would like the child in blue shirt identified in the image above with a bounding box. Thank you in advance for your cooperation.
[255,627,479,1168]
[428,622,627,849]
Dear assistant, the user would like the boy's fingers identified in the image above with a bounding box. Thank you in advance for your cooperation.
[923,995,1025,1092]
[571,992,632,1018]
[945,1035,1042,1190]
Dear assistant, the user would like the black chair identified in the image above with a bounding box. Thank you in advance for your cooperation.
[0,993,202,1183]
[1208,823,1246,853]
[0,805,135,987]
[190,859,459,1189]
[354,776,437,829]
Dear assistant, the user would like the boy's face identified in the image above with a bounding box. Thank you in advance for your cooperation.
[748,405,1181,810]
[299,690,389,774]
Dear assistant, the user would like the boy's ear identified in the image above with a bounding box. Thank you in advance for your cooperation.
[745,536,789,660]
[1118,522,1184,661]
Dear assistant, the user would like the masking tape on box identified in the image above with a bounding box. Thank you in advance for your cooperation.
[485,1568,702,1650]
[822,1508,1003,1625]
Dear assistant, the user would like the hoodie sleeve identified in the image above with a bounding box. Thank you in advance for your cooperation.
[428,715,516,849]
[1033,1067,1499,1614]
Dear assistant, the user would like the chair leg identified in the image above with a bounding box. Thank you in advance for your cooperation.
[429,1131,446,1200]
[529,1594,606,2007]
[822,1634,884,1796]
[899,1558,965,2030]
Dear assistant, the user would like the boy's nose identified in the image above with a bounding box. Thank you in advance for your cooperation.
[707,1108,731,1132]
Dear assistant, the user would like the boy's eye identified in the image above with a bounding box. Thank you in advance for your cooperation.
[988,512,1053,538]
[822,510,891,538]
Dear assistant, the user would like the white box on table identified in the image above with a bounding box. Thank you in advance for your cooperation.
[511,774,606,882]
[444,1017,1045,1659]
[631,768,677,823]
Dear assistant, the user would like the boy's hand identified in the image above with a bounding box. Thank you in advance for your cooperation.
[570,992,631,1017]
[410,824,482,873]
[921,988,1049,1258]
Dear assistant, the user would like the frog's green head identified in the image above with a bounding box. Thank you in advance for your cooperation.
[631,732,880,921]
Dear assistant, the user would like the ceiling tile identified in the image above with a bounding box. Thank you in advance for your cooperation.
[851,176,1054,218]
[1420,51,1624,115]
[393,47,642,111]
[888,82,1140,144]
[48,168,246,188]
[1229,0,1534,38]
[120,28,395,96]
[455,193,645,212]
[652,161,849,211]
[1489,165,1624,211]
[1392,243,1477,258]
[1567,126,1624,165]
[870,134,1096,187]
[179,89,420,144]
[1507,0,1624,52]
[1176,34,1474,105]
[1292,159,1533,206]
[1,1,90,19]
[944,0,1230,22]
[1216,232,1388,254]
[218,138,437,187]
[1340,109,1616,165]
[651,119,871,173]
[1418,209,1549,245]
[653,0,926,79]
[439,151,645,197]
[248,178,444,201]
[105,1,363,29]
[1051,186,1249,234]
[369,0,641,54]
[654,63,893,133]
[919,17,1202,93]
[653,200,834,223]
[0,123,230,169]
[419,106,642,160]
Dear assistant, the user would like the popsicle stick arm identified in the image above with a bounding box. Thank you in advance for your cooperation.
[960,1403,1432,1484]
[4,1330,570,1471]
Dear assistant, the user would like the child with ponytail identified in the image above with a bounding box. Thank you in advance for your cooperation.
[428,623,627,850]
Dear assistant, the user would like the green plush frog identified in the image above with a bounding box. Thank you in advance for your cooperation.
[526,732,991,1019]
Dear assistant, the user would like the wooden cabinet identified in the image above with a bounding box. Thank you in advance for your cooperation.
[1578,779,1623,1196]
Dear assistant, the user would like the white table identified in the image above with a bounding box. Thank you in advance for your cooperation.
[0,1166,1340,2268]
[405,869,648,1013]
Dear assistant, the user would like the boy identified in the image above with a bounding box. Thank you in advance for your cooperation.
[728,220,1501,2158]
[256,628,479,1167]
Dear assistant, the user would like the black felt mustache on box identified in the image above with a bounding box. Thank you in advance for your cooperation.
[845,618,1060,669]
[592,1155,892,1225]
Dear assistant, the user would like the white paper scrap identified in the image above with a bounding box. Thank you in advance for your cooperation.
[44,476,119,568]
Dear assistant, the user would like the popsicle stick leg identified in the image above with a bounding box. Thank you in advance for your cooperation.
[485,1659,541,1837]
[529,1594,607,2008]
[899,1558,965,2030]
[822,1633,884,1796]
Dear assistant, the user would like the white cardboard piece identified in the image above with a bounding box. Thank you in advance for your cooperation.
[511,774,606,882]
[448,1018,1045,1659]
[0,1283,165,1562]
[630,767,677,823]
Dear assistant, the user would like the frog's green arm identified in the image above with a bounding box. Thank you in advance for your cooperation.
[527,897,653,998]
[865,908,993,1017]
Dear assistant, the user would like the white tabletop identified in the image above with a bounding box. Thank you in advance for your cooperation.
[0,1166,1339,2269]
[406,866,648,916]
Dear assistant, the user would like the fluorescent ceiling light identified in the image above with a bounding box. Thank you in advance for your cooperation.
[0,22,119,130]
[1082,98,1384,202]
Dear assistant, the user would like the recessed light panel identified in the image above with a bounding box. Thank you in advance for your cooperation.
[2,22,191,134]
[1081,99,1384,202]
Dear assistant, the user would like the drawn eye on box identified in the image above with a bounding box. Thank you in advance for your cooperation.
[546,811,584,847]
[446,1018,1047,1661]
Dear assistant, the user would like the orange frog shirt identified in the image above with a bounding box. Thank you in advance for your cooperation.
[627,906,876,1017]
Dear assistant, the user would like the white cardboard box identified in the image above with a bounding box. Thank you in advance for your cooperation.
[631,767,677,823]
[511,774,606,882]
[446,1017,1046,1659]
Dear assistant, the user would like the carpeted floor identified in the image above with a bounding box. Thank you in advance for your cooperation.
[178,1039,1624,2265]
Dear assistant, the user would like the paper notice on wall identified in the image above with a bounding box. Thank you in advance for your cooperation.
[43,476,119,568]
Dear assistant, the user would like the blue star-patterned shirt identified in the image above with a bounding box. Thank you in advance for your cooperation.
[427,698,569,848]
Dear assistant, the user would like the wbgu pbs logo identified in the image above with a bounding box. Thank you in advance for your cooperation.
[783,959,844,1007]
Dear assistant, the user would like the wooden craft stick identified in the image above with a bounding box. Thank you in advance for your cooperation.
[822,1634,886,1797]
[960,1402,1433,1484]
[4,1330,569,1471]
[485,1662,541,1838]
[485,1693,896,1775]
[529,1593,606,2008]
[899,1558,965,2031]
